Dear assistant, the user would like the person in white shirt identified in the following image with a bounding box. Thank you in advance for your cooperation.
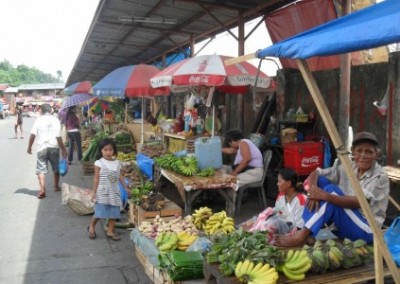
[27,104,67,199]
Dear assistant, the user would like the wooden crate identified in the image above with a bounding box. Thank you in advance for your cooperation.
[82,161,95,175]
[128,198,182,226]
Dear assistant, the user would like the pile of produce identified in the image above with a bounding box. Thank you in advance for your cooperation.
[302,239,372,273]
[139,192,165,211]
[140,141,167,158]
[121,163,143,186]
[154,154,215,177]
[206,229,284,277]
[82,131,109,162]
[130,181,154,205]
[138,215,198,239]
[117,151,136,162]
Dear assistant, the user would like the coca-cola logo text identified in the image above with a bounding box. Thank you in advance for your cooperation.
[301,156,320,167]
[188,75,210,84]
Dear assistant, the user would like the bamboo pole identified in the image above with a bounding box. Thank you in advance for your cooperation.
[296,59,400,282]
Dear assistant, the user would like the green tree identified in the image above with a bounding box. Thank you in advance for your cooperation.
[0,60,63,85]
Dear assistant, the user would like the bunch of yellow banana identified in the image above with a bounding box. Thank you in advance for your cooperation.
[155,232,179,254]
[177,231,198,251]
[203,211,235,235]
[192,207,213,230]
[278,250,312,281]
[235,259,279,284]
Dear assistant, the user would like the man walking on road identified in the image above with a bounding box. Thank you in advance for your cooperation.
[27,104,67,199]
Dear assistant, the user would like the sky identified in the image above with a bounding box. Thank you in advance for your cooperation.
[0,0,278,83]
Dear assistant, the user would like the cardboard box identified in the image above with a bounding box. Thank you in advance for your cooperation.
[283,141,324,175]
[126,122,153,143]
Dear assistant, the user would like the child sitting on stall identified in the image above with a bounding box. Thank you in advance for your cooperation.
[240,168,307,244]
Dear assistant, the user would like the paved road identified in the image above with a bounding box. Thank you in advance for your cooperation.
[0,115,151,284]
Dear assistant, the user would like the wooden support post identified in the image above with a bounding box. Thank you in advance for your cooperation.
[374,239,384,284]
[296,59,400,283]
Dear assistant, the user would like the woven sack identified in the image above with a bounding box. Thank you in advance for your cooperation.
[62,183,94,215]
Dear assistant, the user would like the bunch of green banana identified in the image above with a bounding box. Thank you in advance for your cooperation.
[197,167,215,177]
[353,239,373,261]
[303,241,330,273]
[235,259,279,284]
[324,239,344,270]
[204,211,235,235]
[177,231,198,251]
[277,250,312,281]
[192,207,213,230]
[155,232,179,254]
[154,154,199,176]
[341,238,363,268]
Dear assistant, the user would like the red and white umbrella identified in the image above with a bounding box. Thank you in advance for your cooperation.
[64,81,92,95]
[150,54,273,93]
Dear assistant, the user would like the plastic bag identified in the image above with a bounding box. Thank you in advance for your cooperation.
[384,216,400,266]
[248,207,296,244]
[61,183,94,215]
[118,177,129,210]
[187,237,213,254]
[136,153,154,180]
[59,159,68,177]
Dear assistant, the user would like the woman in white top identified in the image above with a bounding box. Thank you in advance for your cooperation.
[222,129,263,187]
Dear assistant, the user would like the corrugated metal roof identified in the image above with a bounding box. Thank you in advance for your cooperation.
[18,83,65,90]
[67,0,295,85]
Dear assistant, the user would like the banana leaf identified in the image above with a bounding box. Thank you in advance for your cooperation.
[158,251,204,281]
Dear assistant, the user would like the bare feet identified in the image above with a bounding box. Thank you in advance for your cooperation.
[274,228,311,247]
[54,186,61,192]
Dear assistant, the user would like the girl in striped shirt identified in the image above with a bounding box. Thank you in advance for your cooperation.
[88,138,130,241]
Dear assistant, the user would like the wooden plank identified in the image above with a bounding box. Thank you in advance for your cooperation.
[384,166,400,183]
[224,53,256,65]
[296,59,400,282]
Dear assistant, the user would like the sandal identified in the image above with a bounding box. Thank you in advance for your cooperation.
[106,234,121,241]
[37,191,46,199]
[87,226,96,240]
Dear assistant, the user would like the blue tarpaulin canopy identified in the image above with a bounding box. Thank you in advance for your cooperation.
[257,0,400,59]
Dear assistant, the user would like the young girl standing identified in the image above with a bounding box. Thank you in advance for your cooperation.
[88,138,130,241]
[275,168,307,229]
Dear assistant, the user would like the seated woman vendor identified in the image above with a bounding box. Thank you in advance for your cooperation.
[274,131,389,246]
[222,130,263,187]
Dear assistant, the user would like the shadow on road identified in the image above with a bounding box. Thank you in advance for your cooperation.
[15,188,39,197]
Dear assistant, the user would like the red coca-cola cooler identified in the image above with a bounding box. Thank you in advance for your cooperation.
[283,141,324,176]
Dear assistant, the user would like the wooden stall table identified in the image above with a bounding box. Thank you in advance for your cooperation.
[158,168,237,216]
[384,166,400,211]
[203,261,399,284]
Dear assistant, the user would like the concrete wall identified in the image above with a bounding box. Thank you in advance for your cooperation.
[275,53,400,166]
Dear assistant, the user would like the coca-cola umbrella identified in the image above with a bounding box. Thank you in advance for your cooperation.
[64,81,92,95]
[150,54,272,94]
[93,64,170,143]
